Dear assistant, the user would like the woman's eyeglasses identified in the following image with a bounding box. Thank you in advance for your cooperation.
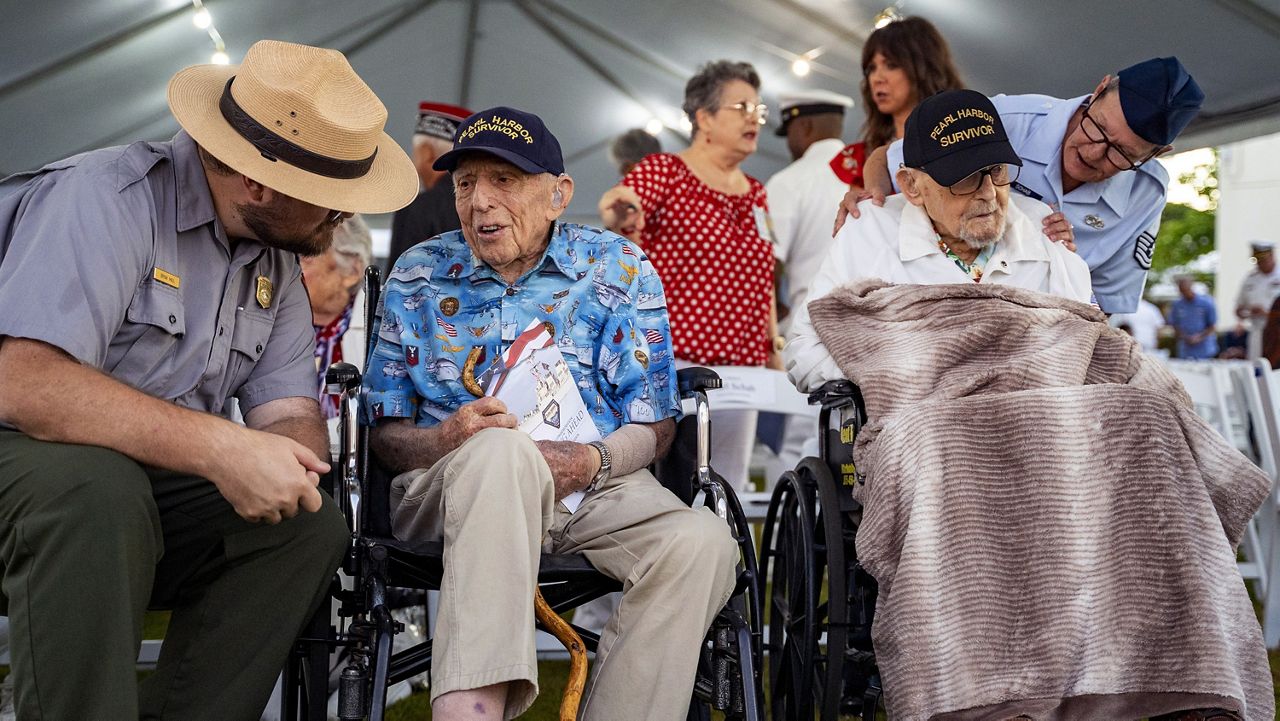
[720,102,768,125]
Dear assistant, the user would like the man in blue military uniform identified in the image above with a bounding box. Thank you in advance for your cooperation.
[363,106,738,721]
[846,56,1204,314]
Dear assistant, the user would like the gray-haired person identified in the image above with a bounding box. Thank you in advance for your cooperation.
[608,127,662,176]
[599,60,782,494]
[301,215,373,417]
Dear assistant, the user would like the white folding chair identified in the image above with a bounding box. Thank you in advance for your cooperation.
[1246,360,1280,648]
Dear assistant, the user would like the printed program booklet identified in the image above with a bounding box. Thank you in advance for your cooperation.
[487,320,601,512]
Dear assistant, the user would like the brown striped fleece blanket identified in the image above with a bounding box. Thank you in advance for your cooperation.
[808,279,1273,721]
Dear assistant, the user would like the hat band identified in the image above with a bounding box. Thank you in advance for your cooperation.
[218,77,377,180]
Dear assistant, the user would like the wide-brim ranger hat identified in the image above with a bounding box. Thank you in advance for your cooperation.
[902,89,1022,187]
[168,40,418,214]
[433,106,565,175]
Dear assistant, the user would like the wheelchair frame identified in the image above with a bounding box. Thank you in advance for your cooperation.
[280,266,764,721]
[760,379,882,721]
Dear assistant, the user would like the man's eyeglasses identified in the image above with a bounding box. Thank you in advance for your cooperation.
[327,210,347,226]
[720,101,768,125]
[1079,101,1155,171]
[948,163,1020,196]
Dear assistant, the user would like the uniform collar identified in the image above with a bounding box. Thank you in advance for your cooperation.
[801,137,846,162]
[897,197,1047,264]
[170,130,220,234]
[1019,94,1088,166]
[1024,95,1136,216]
[433,222,577,282]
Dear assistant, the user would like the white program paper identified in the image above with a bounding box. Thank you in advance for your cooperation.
[488,321,601,512]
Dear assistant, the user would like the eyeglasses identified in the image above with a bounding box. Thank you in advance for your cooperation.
[948,163,1020,196]
[720,101,769,125]
[1078,101,1155,171]
[326,210,347,226]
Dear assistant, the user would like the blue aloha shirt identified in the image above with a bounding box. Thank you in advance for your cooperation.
[363,222,680,435]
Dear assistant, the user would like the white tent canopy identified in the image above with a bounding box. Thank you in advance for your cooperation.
[4,0,1279,221]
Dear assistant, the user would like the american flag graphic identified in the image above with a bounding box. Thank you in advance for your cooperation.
[621,244,637,257]
[644,329,664,345]
[436,317,457,337]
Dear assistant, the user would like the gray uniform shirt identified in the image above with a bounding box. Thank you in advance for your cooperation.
[0,130,316,417]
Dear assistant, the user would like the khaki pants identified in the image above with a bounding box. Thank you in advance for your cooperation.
[390,427,739,720]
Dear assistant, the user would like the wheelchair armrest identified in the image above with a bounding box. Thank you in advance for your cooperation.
[676,367,722,397]
[808,379,860,410]
[325,361,362,395]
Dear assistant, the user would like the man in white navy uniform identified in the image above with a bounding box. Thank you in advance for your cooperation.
[851,56,1203,315]
[788,89,1093,392]
[765,89,855,472]
[1236,240,1280,359]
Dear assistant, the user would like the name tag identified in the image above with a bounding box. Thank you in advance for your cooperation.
[153,267,180,288]
[753,206,776,244]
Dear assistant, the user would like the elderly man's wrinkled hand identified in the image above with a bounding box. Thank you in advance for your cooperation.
[833,186,883,236]
[1042,211,1077,252]
[440,397,517,454]
[535,440,599,501]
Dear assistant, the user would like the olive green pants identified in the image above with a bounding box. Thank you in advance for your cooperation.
[0,430,349,721]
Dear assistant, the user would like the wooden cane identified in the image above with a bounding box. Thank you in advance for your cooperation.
[463,357,588,719]
[534,587,588,721]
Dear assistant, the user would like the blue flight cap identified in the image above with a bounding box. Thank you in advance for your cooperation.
[433,106,565,175]
[1116,57,1204,146]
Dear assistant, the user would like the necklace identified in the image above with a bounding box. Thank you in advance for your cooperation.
[938,237,994,282]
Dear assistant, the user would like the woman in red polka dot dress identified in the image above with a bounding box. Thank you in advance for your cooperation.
[600,60,781,492]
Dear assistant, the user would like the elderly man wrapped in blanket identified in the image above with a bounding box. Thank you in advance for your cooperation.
[785,90,1273,721]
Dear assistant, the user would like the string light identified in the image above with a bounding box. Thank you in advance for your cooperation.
[791,58,811,77]
[190,1,231,65]
[874,5,903,28]
[644,117,664,136]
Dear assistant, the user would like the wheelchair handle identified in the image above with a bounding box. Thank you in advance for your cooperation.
[328,361,363,538]
[325,362,362,395]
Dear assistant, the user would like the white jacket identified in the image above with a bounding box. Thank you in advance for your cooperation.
[785,194,1094,392]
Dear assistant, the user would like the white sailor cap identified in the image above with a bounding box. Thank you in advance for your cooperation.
[775,89,855,136]
[1250,239,1275,254]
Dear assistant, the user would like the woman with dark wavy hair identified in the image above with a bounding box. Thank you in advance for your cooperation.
[832,16,964,189]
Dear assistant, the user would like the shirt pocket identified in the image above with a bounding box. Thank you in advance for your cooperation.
[225,308,275,396]
[114,282,186,393]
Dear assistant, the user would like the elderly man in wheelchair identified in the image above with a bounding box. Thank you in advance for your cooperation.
[357,106,740,721]
[778,90,1273,721]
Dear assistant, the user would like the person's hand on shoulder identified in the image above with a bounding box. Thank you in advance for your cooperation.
[1041,210,1076,252]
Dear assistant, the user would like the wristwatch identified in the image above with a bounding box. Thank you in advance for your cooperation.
[772,335,787,353]
[585,440,612,494]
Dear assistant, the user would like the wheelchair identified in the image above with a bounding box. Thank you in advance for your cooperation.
[760,379,882,721]
[279,266,764,721]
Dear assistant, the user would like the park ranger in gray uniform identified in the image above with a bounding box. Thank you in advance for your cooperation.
[0,40,416,719]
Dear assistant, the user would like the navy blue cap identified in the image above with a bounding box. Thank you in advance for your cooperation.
[433,106,565,175]
[903,89,1021,187]
[1117,57,1204,146]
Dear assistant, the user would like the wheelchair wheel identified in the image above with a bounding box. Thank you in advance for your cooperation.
[686,470,765,721]
[765,459,866,721]
[762,470,817,721]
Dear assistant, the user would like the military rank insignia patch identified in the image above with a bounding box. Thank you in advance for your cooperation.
[1133,231,1156,270]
